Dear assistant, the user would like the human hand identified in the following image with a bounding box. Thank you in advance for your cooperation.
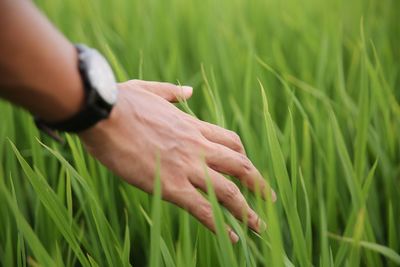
[78,80,276,243]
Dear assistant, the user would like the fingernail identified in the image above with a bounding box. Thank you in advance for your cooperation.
[182,86,193,96]
[229,230,239,243]
[271,189,277,202]
[258,219,267,233]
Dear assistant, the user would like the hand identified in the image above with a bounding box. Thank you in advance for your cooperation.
[78,80,276,243]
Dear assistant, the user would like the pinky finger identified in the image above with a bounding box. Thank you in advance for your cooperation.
[174,187,240,243]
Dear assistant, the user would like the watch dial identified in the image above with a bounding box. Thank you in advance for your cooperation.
[85,49,118,105]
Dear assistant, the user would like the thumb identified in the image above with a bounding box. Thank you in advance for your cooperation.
[160,84,193,102]
[122,80,193,102]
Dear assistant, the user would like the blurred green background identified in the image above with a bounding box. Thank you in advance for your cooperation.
[0,0,399,266]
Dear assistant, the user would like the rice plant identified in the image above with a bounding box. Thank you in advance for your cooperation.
[0,0,399,266]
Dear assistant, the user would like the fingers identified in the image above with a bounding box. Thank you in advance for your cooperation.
[189,120,275,200]
[206,143,277,202]
[172,186,240,243]
[124,80,193,102]
[195,121,246,155]
[191,168,266,233]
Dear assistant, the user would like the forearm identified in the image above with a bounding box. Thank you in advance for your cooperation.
[0,0,83,122]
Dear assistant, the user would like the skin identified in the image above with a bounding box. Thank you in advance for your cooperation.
[0,0,84,122]
[0,0,276,243]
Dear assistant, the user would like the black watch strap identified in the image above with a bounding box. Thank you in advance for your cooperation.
[34,44,116,141]
[34,101,111,133]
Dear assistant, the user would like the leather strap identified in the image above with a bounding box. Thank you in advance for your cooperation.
[34,44,114,139]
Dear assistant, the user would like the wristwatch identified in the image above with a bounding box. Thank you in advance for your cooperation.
[35,44,118,141]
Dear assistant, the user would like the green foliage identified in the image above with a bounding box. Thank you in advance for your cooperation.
[1,0,400,266]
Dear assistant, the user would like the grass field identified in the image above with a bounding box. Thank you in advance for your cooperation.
[1,0,400,266]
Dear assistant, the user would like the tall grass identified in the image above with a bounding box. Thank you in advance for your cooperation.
[1,0,399,266]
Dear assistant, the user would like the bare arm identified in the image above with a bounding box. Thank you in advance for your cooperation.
[0,0,83,122]
[0,0,276,243]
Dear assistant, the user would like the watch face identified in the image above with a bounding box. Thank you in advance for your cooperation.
[83,48,118,105]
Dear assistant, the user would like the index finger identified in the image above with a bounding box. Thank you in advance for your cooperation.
[206,143,277,202]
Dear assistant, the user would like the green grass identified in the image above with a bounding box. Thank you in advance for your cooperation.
[1,0,400,266]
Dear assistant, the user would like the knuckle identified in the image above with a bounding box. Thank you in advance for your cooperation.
[182,133,209,153]
[222,181,241,201]
[191,134,208,147]
[238,154,253,176]
[228,131,242,145]
[184,113,198,124]
[195,136,212,151]
[201,123,214,136]
[196,204,214,222]
[255,178,267,190]
[247,209,258,222]
[163,176,190,198]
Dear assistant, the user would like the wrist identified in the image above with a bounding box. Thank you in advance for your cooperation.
[78,86,121,144]
[35,44,118,138]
